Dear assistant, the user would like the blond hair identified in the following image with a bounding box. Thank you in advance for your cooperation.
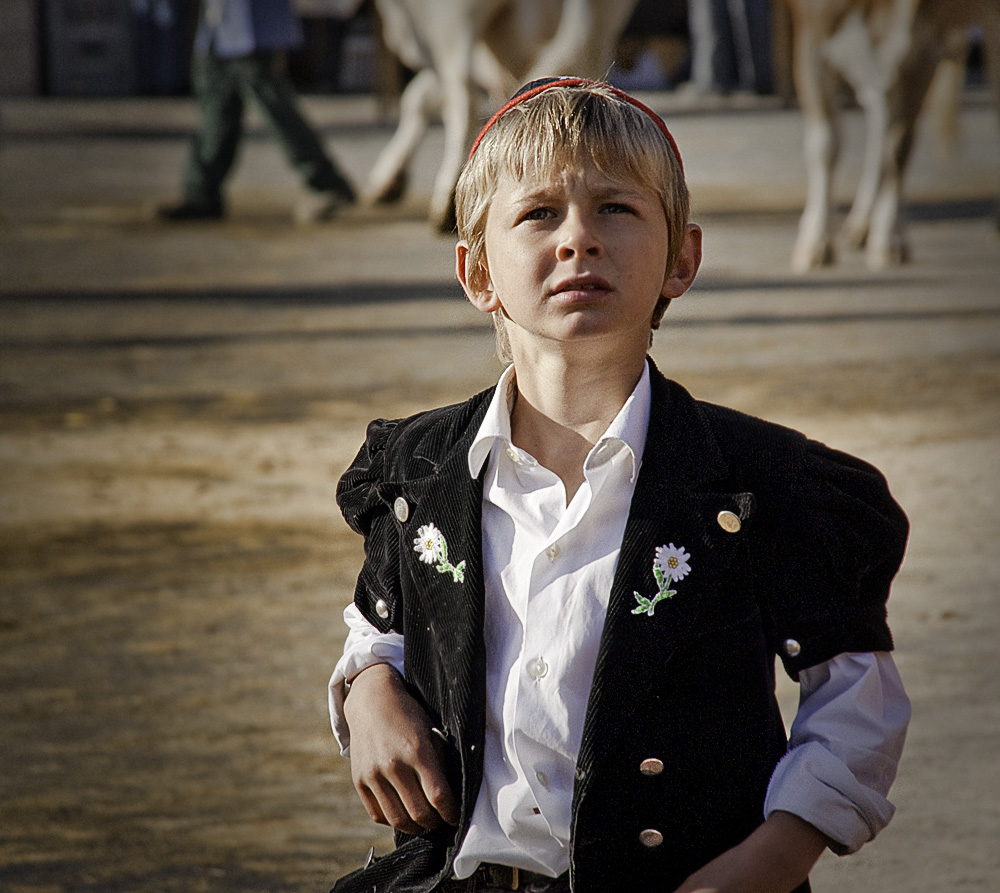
[455,81,690,363]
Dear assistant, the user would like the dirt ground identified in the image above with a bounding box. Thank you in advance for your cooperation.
[1,91,999,892]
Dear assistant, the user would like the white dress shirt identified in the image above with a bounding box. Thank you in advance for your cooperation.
[329,361,910,876]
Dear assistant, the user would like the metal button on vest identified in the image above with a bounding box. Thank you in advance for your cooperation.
[717,510,741,533]
[527,657,548,680]
[639,758,664,776]
[639,829,664,848]
[784,638,802,657]
[393,497,409,522]
[375,598,390,619]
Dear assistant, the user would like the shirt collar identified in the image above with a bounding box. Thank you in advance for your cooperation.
[467,360,651,482]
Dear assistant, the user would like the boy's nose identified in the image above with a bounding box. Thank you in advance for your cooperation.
[556,212,601,260]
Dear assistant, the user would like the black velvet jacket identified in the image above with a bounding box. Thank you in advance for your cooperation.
[332,363,908,893]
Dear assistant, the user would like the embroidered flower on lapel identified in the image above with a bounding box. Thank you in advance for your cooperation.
[414,523,466,583]
[633,543,691,616]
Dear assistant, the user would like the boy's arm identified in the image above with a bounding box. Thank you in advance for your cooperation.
[329,603,405,755]
[343,662,460,835]
[672,810,828,893]
[764,651,910,854]
[673,651,910,892]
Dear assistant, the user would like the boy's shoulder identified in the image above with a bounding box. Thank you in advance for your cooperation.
[694,395,809,464]
[352,386,495,471]
[336,387,494,530]
[655,369,809,461]
[386,386,493,443]
[653,370,892,500]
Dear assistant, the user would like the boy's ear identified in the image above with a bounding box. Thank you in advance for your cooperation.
[456,241,500,313]
[661,224,703,300]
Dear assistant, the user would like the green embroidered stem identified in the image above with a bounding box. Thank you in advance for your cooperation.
[436,558,465,583]
[653,563,666,591]
[632,574,676,616]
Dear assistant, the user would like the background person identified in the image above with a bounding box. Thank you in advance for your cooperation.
[157,0,356,223]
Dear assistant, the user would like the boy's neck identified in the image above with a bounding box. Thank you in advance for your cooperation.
[508,349,647,501]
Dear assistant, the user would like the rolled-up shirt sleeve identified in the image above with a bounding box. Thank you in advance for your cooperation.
[328,602,405,756]
[764,651,910,854]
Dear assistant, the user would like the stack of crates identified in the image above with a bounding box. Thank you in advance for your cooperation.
[45,0,138,95]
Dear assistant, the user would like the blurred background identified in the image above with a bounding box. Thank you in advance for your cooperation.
[1,1,999,891]
[0,0,760,101]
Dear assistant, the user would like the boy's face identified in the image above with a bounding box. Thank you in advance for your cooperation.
[458,160,695,361]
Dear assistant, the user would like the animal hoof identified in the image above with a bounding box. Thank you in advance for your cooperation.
[791,241,835,273]
[430,194,458,234]
[842,221,868,251]
[866,242,910,269]
[371,169,409,205]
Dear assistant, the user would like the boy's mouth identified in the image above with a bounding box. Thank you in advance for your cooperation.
[551,275,612,296]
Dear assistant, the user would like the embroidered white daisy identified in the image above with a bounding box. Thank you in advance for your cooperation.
[655,543,691,581]
[414,523,444,564]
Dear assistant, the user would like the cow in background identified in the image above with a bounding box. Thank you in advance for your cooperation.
[787,0,1000,272]
[369,0,641,231]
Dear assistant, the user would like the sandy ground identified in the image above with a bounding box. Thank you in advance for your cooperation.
[1,90,999,891]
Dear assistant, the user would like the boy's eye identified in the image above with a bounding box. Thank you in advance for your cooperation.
[520,206,554,222]
[602,202,635,215]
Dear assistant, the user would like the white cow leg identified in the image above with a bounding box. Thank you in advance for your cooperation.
[791,23,841,273]
[866,35,939,268]
[428,47,476,232]
[793,111,839,272]
[842,85,888,250]
[366,68,441,205]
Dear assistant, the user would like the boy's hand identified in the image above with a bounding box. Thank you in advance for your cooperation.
[343,663,461,835]
[672,811,828,893]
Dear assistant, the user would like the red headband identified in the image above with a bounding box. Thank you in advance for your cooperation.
[467,77,683,174]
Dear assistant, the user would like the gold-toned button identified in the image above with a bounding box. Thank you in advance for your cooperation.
[717,510,741,533]
[639,829,664,848]
[784,638,802,658]
[375,598,390,619]
[639,758,664,776]
[393,497,409,522]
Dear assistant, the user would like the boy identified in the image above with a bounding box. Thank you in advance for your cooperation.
[328,78,910,893]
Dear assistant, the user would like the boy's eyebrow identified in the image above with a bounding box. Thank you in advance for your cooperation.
[510,179,650,204]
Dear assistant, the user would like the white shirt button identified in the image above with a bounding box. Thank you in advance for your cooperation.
[527,657,549,680]
[505,445,520,463]
[535,770,549,787]
[393,497,409,522]
[545,543,561,561]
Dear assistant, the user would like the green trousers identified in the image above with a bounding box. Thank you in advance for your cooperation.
[183,49,354,205]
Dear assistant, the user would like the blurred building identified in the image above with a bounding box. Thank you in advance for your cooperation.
[0,0,382,97]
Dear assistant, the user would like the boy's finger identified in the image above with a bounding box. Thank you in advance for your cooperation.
[356,784,389,827]
[422,726,460,825]
[389,763,449,830]
[369,777,428,834]
[421,769,460,826]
